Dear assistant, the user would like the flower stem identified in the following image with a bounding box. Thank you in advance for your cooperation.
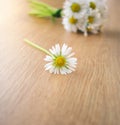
[29,0,62,19]
[24,39,53,57]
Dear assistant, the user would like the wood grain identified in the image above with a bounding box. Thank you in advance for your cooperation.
[0,0,120,125]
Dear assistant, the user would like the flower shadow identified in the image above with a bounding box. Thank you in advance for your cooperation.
[104,29,120,40]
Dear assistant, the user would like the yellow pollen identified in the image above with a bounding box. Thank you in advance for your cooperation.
[88,16,94,23]
[55,56,66,67]
[90,2,96,9]
[69,17,78,24]
[71,3,81,12]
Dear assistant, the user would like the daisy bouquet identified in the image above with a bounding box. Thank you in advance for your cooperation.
[29,0,107,36]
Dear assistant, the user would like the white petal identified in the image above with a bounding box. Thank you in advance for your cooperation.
[44,62,53,69]
[44,55,53,61]
[67,52,75,58]
[67,57,77,63]
[62,44,68,54]
[55,44,60,55]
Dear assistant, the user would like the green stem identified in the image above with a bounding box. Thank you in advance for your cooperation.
[24,39,53,57]
[29,0,62,18]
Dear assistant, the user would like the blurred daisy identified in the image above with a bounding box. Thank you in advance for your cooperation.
[62,16,82,32]
[24,39,77,75]
[88,0,107,19]
[63,0,87,18]
[83,9,103,35]
[28,0,108,36]
[88,0,106,10]
[44,44,77,74]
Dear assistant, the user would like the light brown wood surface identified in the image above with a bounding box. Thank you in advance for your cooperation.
[0,0,120,125]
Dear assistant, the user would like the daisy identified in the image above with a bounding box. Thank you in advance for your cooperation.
[84,9,103,35]
[24,39,77,75]
[44,44,77,74]
[62,15,82,32]
[63,0,88,18]
[88,0,107,18]
[88,0,107,10]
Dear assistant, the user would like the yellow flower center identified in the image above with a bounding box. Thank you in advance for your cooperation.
[87,27,92,32]
[90,2,96,9]
[71,3,81,12]
[55,56,66,67]
[88,16,95,23]
[69,17,78,24]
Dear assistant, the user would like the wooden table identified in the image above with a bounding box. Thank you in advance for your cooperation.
[0,0,120,125]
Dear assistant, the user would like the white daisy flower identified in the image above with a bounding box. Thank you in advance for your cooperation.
[24,39,77,75]
[44,44,77,74]
[62,15,82,32]
[83,9,103,35]
[63,0,88,18]
[88,0,107,19]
